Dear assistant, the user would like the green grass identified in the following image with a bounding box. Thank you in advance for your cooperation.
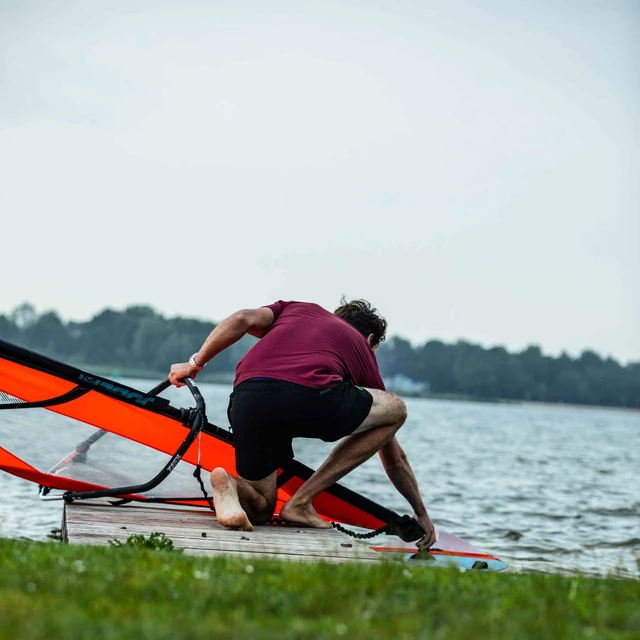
[0,539,638,639]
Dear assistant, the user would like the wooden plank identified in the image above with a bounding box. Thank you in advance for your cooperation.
[66,515,361,545]
[64,503,370,541]
[66,503,354,536]
[67,525,371,554]
[68,532,377,561]
[67,526,375,555]
[63,502,382,564]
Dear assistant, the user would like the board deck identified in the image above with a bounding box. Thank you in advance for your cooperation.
[371,531,508,571]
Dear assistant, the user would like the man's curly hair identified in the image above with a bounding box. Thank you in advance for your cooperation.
[333,297,387,348]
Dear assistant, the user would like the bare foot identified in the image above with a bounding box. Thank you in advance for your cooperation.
[210,468,253,531]
[279,499,333,529]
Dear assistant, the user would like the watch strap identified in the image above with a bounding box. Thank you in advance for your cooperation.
[189,353,205,370]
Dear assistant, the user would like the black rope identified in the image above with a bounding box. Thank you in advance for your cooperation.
[332,522,384,540]
[332,514,426,543]
[193,464,215,512]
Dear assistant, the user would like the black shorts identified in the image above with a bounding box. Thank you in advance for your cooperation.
[227,379,373,481]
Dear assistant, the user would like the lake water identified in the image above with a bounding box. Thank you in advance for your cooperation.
[1,380,638,578]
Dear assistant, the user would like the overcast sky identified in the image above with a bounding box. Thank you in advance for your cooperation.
[1,0,638,362]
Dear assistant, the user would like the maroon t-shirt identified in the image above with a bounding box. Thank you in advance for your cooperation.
[234,301,386,391]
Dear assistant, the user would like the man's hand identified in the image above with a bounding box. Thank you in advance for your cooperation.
[414,513,438,549]
[169,362,200,387]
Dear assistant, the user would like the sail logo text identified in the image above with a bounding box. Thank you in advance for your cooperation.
[78,375,157,407]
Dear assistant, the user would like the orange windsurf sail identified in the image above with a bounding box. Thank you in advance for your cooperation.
[0,339,399,530]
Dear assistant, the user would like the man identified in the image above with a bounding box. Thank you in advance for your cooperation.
[169,299,437,548]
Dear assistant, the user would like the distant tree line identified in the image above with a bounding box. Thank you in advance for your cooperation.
[0,303,254,378]
[376,337,640,408]
[1,303,638,409]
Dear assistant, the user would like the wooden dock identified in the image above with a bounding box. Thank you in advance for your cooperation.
[63,502,382,564]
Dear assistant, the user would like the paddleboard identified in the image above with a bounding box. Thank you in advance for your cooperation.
[370,530,508,571]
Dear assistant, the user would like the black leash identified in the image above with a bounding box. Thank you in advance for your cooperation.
[332,514,426,542]
[193,463,216,512]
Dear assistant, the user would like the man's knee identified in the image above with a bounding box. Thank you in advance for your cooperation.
[389,393,407,427]
[359,389,407,433]
[250,505,276,526]
[375,390,407,424]
[237,473,277,525]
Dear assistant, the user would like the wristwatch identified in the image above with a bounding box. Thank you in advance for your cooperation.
[189,353,205,371]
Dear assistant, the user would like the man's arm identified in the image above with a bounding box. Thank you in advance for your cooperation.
[378,436,437,548]
[168,307,275,387]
